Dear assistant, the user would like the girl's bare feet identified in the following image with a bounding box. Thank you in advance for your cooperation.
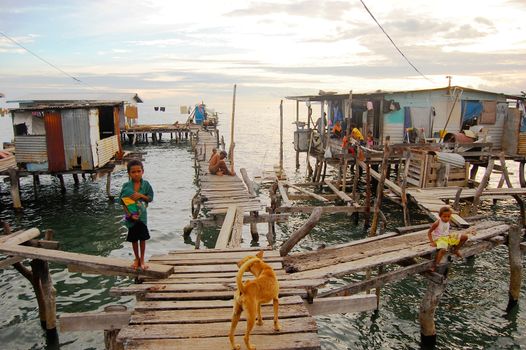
[140,259,149,270]
[131,259,140,270]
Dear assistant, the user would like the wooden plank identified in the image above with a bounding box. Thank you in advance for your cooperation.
[59,311,131,332]
[148,256,283,265]
[324,180,353,202]
[0,228,40,246]
[130,303,310,324]
[304,295,377,315]
[0,244,174,279]
[168,247,274,254]
[287,183,328,202]
[215,205,237,249]
[118,316,316,341]
[134,296,303,312]
[228,207,244,248]
[124,332,321,350]
[141,289,307,301]
[169,262,282,273]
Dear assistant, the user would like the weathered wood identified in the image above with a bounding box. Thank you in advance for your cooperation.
[1,228,41,246]
[280,208,322,257]
[39,260,57,333]
[418,263,448,346]
[8,168,22,209]
[287,183,328,202]
[119,317,316,341]
[25,239,60,250]
[324,180,352,202]
[277,181,292,207]
[317,260,433,298]
[105,329,123,350]
[124,332,321,350]
[0,244,174,278]
[0,256,24,269]
[370,140,390,235]
[60,310,131,332]
[214,205,237,249]
[304,295,377,315]
[507,225,522,311]
[471,159,494,215]
[228,207,244,248]
[141,288,306,301]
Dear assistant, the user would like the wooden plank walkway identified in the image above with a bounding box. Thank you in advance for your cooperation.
[195,127,264,215]
[113,247,322,350]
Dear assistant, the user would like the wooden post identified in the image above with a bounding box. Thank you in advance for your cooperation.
[240,168,259,241]
[279,207,322,256]
[57,174,66,193]
[229,84,237,171]
[346,90,352,137]
[507,225,522,312]
[106,171,113,200]
[321,101,325,147]
[351,152,360,202]
[364,154,371,229]
[280,100,284,178]
[469,164,479,180]
[401,152,411,226]
[73,173,80,186]
[296,100,300,170]
[29,259,47,328]
[419,262,449,347]
[370,137,390,235]
[471,159,494,215]
[40,260,58,340]
[104,329,123,350]
[8,168,22,209]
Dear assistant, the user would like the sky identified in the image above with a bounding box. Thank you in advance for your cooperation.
[0,0,525,113]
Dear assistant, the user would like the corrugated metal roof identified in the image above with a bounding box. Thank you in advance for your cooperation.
[8,92,143,104]
[14,136,48,163]
[434,152,466,168]
[286,86,524,102]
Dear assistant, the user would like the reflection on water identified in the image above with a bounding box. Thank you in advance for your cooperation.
[0,113,525,349]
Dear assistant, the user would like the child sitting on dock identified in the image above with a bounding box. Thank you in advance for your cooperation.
[209,150,235,176]
[428,206,468,271]
[120,160,154,270]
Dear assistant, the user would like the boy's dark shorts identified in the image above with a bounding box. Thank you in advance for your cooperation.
[126,221,150,242]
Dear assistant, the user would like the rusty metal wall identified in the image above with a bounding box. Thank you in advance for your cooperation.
[14,136,48,163]
[61,109,94,170]
[44,111,66,171]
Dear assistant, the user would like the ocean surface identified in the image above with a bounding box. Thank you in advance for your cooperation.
[0,107,525,350]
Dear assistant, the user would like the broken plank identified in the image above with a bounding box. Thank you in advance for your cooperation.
[278,181,292,206]
[228,207,244,248]
[287,183,328,202]
[215,206,237,249]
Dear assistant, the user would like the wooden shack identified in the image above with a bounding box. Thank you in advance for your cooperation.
[286,86,525,158]
[8,93,142,172]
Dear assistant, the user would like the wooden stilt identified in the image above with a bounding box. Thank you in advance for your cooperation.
[401,152,411,226]
[370,138,390,235]
[106,171,113,200]
[29,259,47,329]
[250,212,259,243]
[32,174,38,195]
[341,158,348,192]
[419,262,448,347]
[352,155,360,201]
[507,225,522,312]
[57,174,66,193]
[471,159,494,215]
[8,168,22,210]
[72,174,80,186]
[279,207,322,256]
[104,329,123,350]
[320,160,327,189]
[34,174,40,185]
[519,161,526,188]
[296,151,300,170]
[40,260,58,340]
[364,155,371,229]
[470,164,479,180]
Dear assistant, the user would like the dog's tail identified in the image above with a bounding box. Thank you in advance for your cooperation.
[236,257,260,294]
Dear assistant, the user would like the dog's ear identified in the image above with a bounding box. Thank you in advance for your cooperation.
[256,250,264,259]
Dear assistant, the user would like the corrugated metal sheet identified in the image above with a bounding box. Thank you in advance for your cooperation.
[61,109,94,170]
[435,152,465,168]
[383,122,404,144]
[14,136,47,163]
[97,135,119,167]
[483,102,506,150]
[44,111,66,171]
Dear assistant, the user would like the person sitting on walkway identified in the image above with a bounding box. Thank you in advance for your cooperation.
[209,150,235,176]
[209,148,217,162]
[428,206,468,271]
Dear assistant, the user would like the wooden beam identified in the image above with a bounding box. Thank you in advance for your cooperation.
[0,244,173,278]
[280,208,322,257]
[0,228,40,245]
[304,295,377,315]
[324,180,352,202]
[59,310,131,332]
[228,207,244,248]
[287,183,329,202]
[24,239,60,250]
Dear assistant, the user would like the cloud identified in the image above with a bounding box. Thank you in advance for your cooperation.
[227,0,354,20]
[445,24,490,39]
[125,38,185,47]
[474,16,494,27]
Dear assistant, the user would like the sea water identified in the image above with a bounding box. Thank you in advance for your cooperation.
[0,110,524,349]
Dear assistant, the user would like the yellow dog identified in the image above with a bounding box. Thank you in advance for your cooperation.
[229,251,280,350]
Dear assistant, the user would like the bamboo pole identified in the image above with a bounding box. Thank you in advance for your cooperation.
[229,84,237,171]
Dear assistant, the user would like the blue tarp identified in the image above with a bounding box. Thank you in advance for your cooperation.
[194,104,205,124]
[461,101,483,123]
